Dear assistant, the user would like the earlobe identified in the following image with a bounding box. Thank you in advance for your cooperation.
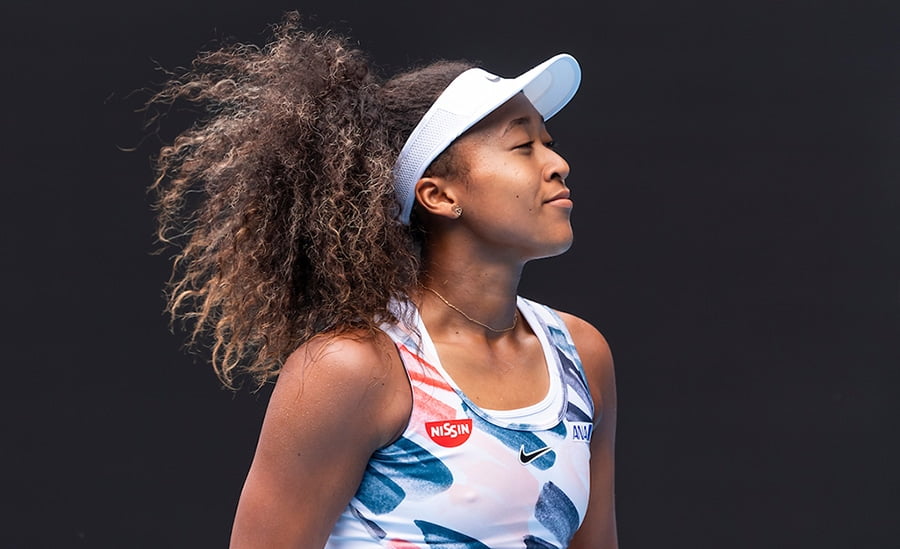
[414,177,461,220]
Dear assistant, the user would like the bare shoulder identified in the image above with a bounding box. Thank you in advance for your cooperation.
[271,328,411,449]
[280,328,403,387]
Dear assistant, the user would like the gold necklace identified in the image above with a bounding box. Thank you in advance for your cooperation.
[423,286,518,333]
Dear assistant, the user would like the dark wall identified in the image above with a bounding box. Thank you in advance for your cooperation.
[3,1,898,547]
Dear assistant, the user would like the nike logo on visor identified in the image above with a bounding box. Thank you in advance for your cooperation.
[518,444,553,465]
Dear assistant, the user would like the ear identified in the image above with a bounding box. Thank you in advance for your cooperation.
[414,176,461,220]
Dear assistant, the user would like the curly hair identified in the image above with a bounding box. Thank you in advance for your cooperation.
[148,12,475,389]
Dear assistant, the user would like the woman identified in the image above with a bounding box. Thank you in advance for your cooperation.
[150,12,617,548]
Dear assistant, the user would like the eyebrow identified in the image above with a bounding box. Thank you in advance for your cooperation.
[501,116,534,136]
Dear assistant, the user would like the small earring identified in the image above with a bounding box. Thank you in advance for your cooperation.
[452,205,463,218]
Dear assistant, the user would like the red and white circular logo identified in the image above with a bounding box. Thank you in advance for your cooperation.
[425,419,473,447]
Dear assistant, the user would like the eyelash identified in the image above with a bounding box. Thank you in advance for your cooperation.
[516,140,557,150]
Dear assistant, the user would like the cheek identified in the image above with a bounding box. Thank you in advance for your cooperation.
[462,159,536,215]
[499,169,536,207]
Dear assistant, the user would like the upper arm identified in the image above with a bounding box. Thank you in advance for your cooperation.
[229,331,411,549]
[558,312,619,549]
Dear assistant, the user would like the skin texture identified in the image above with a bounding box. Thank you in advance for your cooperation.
[230,93,618,547]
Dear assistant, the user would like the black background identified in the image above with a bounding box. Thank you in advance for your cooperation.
[3,1,898,548]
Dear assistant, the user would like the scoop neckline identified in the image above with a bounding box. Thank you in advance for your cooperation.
[414,295,566,431]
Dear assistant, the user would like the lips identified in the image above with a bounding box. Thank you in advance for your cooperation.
[545,189,573,207]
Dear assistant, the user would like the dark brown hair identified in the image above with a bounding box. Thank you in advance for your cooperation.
[148,12,474,388]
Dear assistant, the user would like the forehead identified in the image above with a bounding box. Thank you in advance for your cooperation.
[465,93,546,139]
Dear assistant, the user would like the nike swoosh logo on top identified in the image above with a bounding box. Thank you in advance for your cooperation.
[518,444,553,465]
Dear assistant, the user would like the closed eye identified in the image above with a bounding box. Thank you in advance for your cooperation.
[514,140,557,152]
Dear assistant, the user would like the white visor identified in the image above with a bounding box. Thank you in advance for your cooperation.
[392,53,582,224]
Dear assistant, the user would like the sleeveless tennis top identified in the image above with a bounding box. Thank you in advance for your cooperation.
[325,296,595,548]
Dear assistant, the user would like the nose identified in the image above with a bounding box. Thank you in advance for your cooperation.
[544,146,571,185]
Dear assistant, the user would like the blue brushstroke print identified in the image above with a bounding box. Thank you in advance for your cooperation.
[356,465,405,515]
[566,401,592,424]
[414,520,491,549]
[550,421,567,438]
[552,343,591,411]
[546,324,579,363]
[359,437,453,514]
[349,504,386,540]
[524,535,560,549]
[553,343,595,425]
[534,481,580,545]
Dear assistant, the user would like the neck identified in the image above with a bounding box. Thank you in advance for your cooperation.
[419,254,523,339]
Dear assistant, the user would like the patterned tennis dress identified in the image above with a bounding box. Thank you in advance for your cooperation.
[325,296,596,548]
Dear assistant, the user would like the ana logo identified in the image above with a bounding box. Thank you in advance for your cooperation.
[571,422,593,442]
[425,419,473,447]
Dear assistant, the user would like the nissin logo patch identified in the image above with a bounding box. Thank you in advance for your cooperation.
[571,422,593,442]
[425,419,473,447]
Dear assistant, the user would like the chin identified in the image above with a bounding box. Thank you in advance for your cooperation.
[532,230,574,260]
[550,239,575,258]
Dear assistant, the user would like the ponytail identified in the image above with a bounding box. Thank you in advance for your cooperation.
[149,12,473,388]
